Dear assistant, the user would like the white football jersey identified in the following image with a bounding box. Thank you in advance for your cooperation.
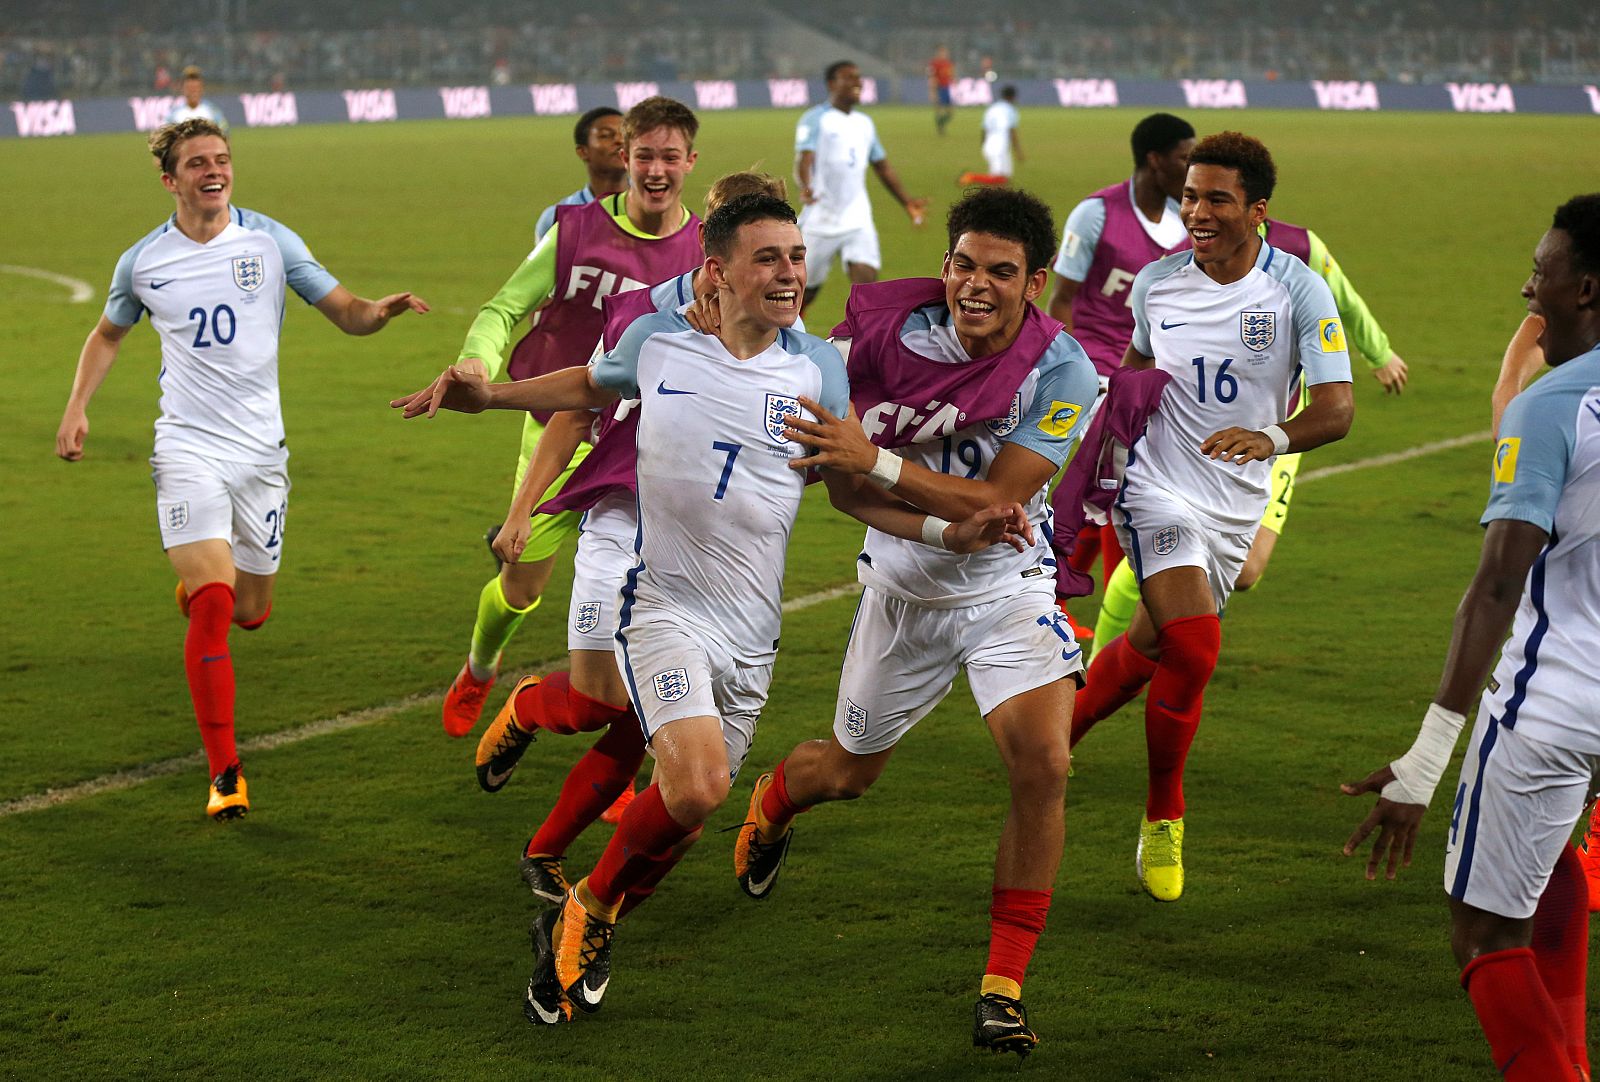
[1122,243,1351,529]
[851,316,1099,608]
[592,311,849,664]
[164,99,229,128]
[794,105,886,236]
[104,207,339,465]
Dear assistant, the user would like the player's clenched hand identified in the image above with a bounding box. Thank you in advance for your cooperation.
[390,360,491,418]
[947,502,1035,554]
[493,515,532,565]
[1373,353,1408,395]
[1201,427,1275,464]
[56,409,88,461]
[906,198,929,227]
[784,397,876,473]
[1340,764,1426,881]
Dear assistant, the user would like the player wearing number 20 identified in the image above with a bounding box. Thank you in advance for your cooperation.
[1070,132,1353,901]
[55,118,427,820]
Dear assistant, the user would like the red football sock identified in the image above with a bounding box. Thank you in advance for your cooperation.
[1461,947,1577,1079]
[514,670,632,735]
[1144,614,1221,822]
[1099,522,1126,576]
[587,783,694,909]
[758,757,811,833]
[1533,845,1590,1075]
[184,582,238,777]
[618,828,702,919]
[1070,634,1158,747]
[527,716,647,856]
[985,888,1052,988]
[235,603,270,631]
[1066,523,1102,574]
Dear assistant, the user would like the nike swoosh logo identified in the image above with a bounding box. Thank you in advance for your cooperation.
[202,654,228,663]
[1160,318,1187,329]
[1155,699,1182,712]
[527,989,563,1024]
[982,1020,1024,1029]
[484,764,514,788]
[657,380,696,396]
[748,865,781,894]
[150,279,174,290]
[577,977,609,1003]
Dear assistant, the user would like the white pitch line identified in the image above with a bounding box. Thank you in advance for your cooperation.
[0,264,94,303]
[0,433,1485,820]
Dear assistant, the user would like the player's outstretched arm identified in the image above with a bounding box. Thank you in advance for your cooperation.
[1339,518,1549,881]
[391,363,611,420]
[1202,381,1354,464]
[1491,315,1546,439]
[870,160,927,226]
[56,316,132,461]
[822,470,1032,554]
[313,285,429,335]
[493,409,591,564]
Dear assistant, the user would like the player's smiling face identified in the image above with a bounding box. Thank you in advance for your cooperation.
[828,66,863,109]
[626,125,696,216]
[162,134,232,215]
[1181,163,1265,268]
[942,231,1047,358]
[714,218,806,331]
[1523,228,1597,365]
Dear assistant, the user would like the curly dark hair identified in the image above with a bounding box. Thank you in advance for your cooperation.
[1553,193,1600,276]
[1130,113,1195,170]
[1188,131,1277,204]
[825,60,857,83]
[573,106,621,147]
[703,192,798,259]
[946,187,1058,274]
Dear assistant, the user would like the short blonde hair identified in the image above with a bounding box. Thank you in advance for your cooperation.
[704,170,787,217]
[149,118,228,175]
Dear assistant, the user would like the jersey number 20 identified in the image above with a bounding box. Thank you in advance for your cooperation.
[189,304,237,348]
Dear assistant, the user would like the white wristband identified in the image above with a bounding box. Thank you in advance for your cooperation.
[1261,424,1291,456]
[1382,702,1468,807]
[921,515,953,549]
[867,446,903,489]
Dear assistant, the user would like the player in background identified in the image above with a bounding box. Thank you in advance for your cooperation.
[957,85,1021,187]
[395,194,1029,1022]
[1068,133,1354,902]
[734,188,1099,1057]
[1340,194,1600,1082]
[795,60,927,315]
[437,97,704,741]
[164,66,228,129]
[928,45,955,136]
[55,118,426,819]
[532,107,627,244]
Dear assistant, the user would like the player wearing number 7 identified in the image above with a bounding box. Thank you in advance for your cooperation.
[55,118,428,820]
[1068,132,1353,902]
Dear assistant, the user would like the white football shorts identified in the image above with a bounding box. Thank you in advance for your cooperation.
[151,451,289,576]
[982,135,1013,178]
[567,503,637,653]
[800,222,882,285]
[1113,482,1253,611]
[614,610,770,782]
[1443,702,1597,919]
[833,586,1086,756]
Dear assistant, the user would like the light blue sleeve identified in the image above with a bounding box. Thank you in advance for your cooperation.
[103,239,149,327]
[1004,335,1101,467]
[788,331,850,417]
[1481,385,1575,532]
[1127,259,1162,357]
[868,134,887,164]
[794,106,825,153]
[534,203,558,244]
[243,210,339,305]
[592,310,683,399]
[1280,258,1352,386]
[1051,198,1106,281]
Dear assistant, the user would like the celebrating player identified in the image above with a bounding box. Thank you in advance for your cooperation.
[438,97,704,740]
[732,187,1098,1057]
[957,85,1021,186]
[1067,133,1354,902]
[532,107,627,244]
[1340,194,1600,1081]
[55,118,426,819]
[164,66,228,129]
[795,60,927,314]
[395,193,1028,1023]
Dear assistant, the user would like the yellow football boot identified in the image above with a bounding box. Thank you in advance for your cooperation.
[1136,817,1184,902]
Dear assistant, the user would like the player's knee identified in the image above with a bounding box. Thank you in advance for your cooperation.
[668,773,731,825]
[234,601,272,630]
[1008,740,1073,794]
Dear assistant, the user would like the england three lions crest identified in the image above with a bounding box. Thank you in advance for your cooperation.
[765,393,801,444]
[986,392,1022,437]
[652,667,691,703]
[573,601,602,635]
[1240,309,1276,353]
[232,255,266,293]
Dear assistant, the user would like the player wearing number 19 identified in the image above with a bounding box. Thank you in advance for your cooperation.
[54,118,428,820]
[1068,132,1353,902]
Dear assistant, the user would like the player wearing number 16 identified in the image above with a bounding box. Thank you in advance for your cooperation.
[1069,132,1353,901]
[54,118,428,820]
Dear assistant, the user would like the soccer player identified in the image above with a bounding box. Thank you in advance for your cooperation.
[54,118,426,819]
[957,85,1021,187]
[795,60,928,315]
[733,187,1099,1057]
[164,66,228,129]
[532,107,627,244]
[1340,194,1600,1082]
[438,96,704,740]
[928,45,955,136]
[1067,132,1354,902]
[395,193,1029,1022]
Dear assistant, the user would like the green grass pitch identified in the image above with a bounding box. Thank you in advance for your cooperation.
[1,105,1594,1079]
